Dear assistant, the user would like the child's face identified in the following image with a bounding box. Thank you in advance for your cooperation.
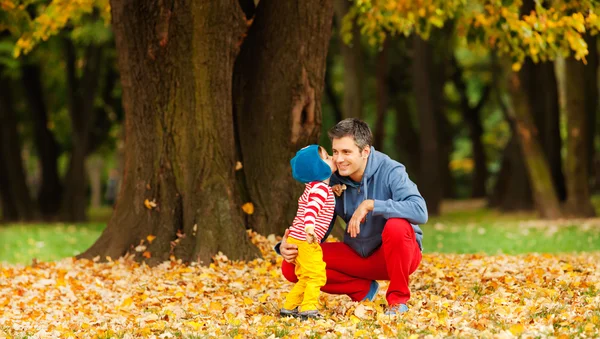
[319,148,337,174]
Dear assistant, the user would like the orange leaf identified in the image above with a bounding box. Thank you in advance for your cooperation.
[142,251,151,258]
[146,235,156,243]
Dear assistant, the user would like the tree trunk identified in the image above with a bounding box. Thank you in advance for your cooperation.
[233,0,334,236]
[525,60,566,201]
[87,155,103,209]
[334,0,363,119]
[508,71,562,219]
[451,57,490,198]
[389,39,420,176]
[488,135,533,211]
[20,60,63,219]
[80,0,260,265]
[564,58,596,217]
[584,36,598,182]
[412,36,442,215]
[373,39,388,151]
[0,71,37,221]
[60,41,104,222]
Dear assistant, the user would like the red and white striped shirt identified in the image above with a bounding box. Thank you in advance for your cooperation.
[289,182,335,242]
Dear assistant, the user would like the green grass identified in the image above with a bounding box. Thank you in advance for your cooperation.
[1,202,600,265]
[0,223,105,265]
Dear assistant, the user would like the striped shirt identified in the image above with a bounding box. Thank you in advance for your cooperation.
[289,182,335,242]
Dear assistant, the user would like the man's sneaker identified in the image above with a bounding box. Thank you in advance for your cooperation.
[279,307,299,317]
[384,303,409,316]
[299,309,323,319]
[361,280,379,302]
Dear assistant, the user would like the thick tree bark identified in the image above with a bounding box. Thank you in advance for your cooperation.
[508,71,562,219]
[0,72,37,221]
[20,61,63,218]
[233,0,334,236]
[80,0,260,265]
[334,0,364,119]
[373,40,388,151]
[564,58,596,217]
[412,36,442,215]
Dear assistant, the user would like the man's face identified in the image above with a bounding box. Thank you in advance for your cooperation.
[331,136,369,178]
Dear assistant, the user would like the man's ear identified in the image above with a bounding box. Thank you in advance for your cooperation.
[362,146,370,159]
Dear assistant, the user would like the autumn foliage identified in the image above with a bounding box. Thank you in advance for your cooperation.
[1,231,599,338]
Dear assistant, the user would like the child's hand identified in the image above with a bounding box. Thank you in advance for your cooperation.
[332,184,347,197]
[305,225,316,244]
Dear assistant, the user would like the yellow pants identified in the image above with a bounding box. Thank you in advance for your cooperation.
[283,237,327,312]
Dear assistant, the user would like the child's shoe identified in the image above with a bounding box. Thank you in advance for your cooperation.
[279,307,299,317]
[299,309,322,319]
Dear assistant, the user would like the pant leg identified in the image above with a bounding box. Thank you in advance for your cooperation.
[281,241,388,301]
[382,218,422,305]
[297,243,326,312]
[281,219,422,304]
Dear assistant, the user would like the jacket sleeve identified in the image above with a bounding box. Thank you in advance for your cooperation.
[371,165,428,224]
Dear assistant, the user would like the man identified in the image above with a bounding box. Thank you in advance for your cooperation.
[278,118,427,315]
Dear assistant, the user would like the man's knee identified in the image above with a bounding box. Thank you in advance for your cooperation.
[282,261,298,283]
[382,218,414,242]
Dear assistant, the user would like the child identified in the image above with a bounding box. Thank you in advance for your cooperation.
[280,144,337,319]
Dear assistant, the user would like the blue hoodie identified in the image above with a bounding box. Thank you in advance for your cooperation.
[328,147,427,257]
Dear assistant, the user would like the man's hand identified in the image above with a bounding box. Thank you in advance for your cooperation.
[347,200,374,238]
[332,184,347,197]
[280,228,298,263]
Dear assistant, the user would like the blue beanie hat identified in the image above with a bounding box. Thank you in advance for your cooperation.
[290,145,331,183]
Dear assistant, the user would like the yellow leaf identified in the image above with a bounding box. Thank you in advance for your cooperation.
[144,199,157,209]
[121,297,133,308]
[509,323,524,336]
[512,62,522,72]
[235,161,243,170]
[242,202,254,215]
[243,297,253,305]
[258,294,268,303]
[146,235,156,243]
[209,301,223,311]
[186,321,203,330]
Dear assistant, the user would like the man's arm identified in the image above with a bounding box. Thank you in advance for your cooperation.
[371,165,428,224]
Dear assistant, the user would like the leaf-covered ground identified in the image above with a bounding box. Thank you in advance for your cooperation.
[1,231,599,339]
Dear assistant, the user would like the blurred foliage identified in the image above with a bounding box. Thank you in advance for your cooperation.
[344,0,600,70]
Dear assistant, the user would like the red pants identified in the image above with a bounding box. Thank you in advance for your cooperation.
[281,218,422,305]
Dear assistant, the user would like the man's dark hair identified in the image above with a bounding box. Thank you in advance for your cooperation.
[328,118,373,150]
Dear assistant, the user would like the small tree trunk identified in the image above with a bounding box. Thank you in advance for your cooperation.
[87,156,103,209]
[373,40,388,151]
[564,58,596,217]
[584,36,599,180]
[508,71,562,219]
[526,60,566,201]
[81,0,260,265]
[61,41,103,222]
[20,61,63,219]
[451,57,490,198]
[412,36,442,215]
[334,0,364,119]
[0,71,37,221]
[488,135,533,211]
[233,0,334,236]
